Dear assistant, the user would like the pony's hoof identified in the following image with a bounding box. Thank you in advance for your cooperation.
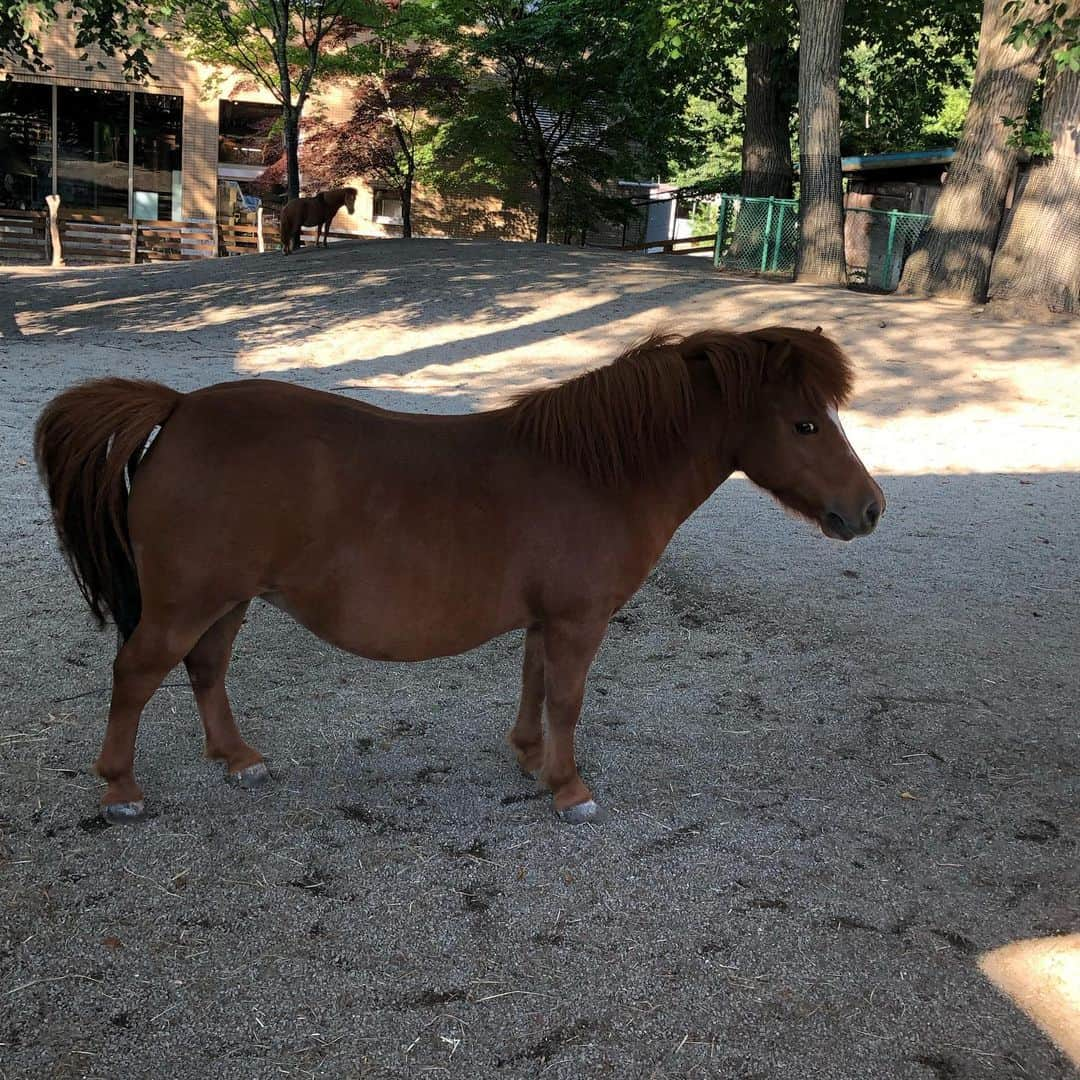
[228,762,270,790]
[101,800,145,825]
[557,799,608,825]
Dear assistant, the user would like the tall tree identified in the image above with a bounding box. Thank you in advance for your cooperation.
[269,44,462,237]
[439,0,686,243]
[987,60,1080,316]
[654,1,797,200]
[657,0,980,199]
[2,0,160,80]
[898,0,1048,301]
[742,39,797,196]
[841,0,981,155]
[180,0,386,200]
[795,0,848,285]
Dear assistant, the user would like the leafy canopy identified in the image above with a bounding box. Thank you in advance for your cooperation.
[2,0,164,80]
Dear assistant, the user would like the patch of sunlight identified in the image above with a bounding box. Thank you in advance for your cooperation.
[846,407,1080,475]
[159,300,293,332]
[282,284,333,298]
[233,291,627,375]
[980,934,1080,1067]
[848,354,1080,474]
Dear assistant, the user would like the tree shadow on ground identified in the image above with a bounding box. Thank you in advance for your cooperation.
[1,239,1075,426]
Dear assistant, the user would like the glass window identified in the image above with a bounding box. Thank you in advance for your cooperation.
[56,86,129,218]
[374,190,403,222]
[219,99,278,165]
[0,81,53,210]
[133,92,182,220]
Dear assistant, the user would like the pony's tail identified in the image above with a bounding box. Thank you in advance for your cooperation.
[34,379,181,641]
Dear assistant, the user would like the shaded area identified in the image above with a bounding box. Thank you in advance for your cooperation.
[0,469,1077,1078]
[0,239,1077,1076]
[1,240,1076,438]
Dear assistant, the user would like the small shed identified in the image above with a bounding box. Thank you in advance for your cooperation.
[842,148,955,215]
[841,148,954,289]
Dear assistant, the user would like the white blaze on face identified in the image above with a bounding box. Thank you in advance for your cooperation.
[826,406,862,466]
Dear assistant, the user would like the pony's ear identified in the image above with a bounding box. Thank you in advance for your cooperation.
[812,326,823,335]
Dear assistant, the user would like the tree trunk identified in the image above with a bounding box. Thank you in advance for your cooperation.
[897,0,1045,302]
[742,40,795,198]
[535,161,552,243]
[794,0,847,286]
[987,63,1080,319]
[283,105,302,201]
[402,172,413,239]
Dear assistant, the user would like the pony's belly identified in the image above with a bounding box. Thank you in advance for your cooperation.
[261,590,523,663]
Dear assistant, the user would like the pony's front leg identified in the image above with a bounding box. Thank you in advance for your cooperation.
[507,625,545,773]
[541,617,609,823]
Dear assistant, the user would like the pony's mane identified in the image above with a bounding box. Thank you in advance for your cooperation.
[506,327,853,486]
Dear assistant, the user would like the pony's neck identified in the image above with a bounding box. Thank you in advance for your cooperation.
[631,365,740,547]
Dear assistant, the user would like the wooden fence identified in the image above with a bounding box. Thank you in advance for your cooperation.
[1,205,366,266]
[621,233,717,255]
[59,215,133,264]
[0,209,49,261]
[138,219,218,262]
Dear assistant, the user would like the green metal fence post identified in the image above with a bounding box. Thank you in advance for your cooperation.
[770,202,787,272]
[883,209,899,290]
[760,196,775,272]
[713,196,725,267]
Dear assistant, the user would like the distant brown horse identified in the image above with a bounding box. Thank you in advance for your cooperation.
[36,327,883,825]
[280,187,357,255]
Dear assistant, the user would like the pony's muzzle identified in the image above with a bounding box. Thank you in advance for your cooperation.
[823,496,883,540]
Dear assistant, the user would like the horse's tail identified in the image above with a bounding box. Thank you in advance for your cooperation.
[35,379,181,640]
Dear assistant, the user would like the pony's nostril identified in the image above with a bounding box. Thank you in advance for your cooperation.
[826,511,849,535]
[864,500,882,529]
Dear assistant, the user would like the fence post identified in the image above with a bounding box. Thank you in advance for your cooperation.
[256,207,265,253]
[883,209,899,290]
[129,218,138,265]
[45,194,64,268]
[760,196,775,273]
[770,202,788,272]
[713,197,728,268]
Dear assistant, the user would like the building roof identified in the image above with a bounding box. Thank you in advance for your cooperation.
[840,148,955,174]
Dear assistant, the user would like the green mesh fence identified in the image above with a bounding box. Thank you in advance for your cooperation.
[712,195,930,291]
[714,195,799,275]
[843,207,930,291]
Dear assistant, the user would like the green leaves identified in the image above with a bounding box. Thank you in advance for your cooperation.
[1001,113,1055,156]
[429,0,694,238]
[2,0,164,80]
[1004,0,1080,70]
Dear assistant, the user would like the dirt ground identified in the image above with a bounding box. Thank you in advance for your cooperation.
[0,240,1077,1080]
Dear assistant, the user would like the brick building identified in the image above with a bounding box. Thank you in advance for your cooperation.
[0,16,535,240]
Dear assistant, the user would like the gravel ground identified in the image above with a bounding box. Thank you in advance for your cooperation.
[0,240,1077,1080]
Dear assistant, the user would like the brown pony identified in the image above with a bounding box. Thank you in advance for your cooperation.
[280,187,357,255]
[35,327,884,825]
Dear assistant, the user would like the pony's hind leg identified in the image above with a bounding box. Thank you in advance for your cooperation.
[184,602,267,788]
[507,625,545,774]
[541,617,609,824]
[96,614,213,822]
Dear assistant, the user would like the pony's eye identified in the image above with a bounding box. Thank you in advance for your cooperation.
[794,421,819,435]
